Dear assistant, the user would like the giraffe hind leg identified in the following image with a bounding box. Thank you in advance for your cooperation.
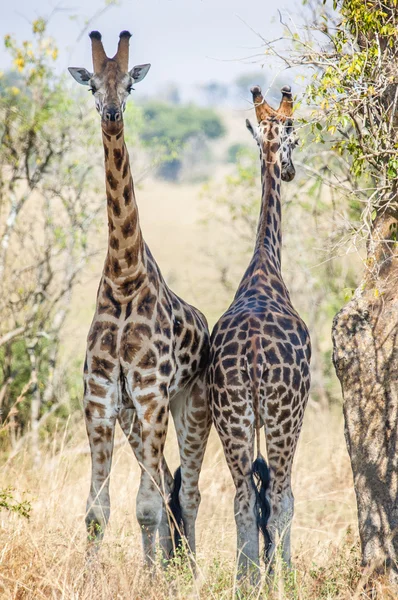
[265,426,301,568]
[118,405,175,563]
[170,375,211,560]
[233,464,261,583]
[213,410,260,583]
[157,463,176,563]
[266,482,294,568]
[167,465,183,551]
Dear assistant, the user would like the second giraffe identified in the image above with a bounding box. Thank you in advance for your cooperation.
[207,85,311,581]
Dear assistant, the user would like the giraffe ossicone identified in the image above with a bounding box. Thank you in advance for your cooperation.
[69,30,211,567]
[208,85,311,583]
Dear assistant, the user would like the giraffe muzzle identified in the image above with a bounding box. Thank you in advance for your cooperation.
[282,163,296,182]
[104,106,121,122]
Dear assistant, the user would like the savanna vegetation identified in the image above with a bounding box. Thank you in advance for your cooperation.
[0,0,397,598]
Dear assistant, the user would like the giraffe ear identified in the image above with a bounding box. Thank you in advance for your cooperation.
[246,119,260,146]
[246,118,255,137]
[129,64,151,84]
[68,67,93,86]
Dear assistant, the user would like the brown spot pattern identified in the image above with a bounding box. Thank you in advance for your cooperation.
[121,211,138,238]
[106,169,118,191]
[113,147,124,171]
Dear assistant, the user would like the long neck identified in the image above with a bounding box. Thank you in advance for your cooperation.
[254,132,282,271]
[102,128,146,283]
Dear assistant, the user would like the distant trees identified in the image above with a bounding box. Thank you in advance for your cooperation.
[141,102,226,181]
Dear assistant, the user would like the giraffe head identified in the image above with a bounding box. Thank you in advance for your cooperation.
[68,31,150,135]
[246,85,298,182]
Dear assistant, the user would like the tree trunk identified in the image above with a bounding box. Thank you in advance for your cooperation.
[332,206,398,575]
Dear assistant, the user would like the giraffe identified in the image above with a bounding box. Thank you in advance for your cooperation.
[68,31,211,565]
[207,85,311,580]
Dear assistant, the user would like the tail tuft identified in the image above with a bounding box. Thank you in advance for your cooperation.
[252,455,272,555]
[168,466,183,552]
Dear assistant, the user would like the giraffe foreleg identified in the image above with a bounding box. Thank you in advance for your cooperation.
[132,392,170,567]
[84,393,118,557]
[118,405,174,562]
[157,460,175,563]
[170,376,211,559]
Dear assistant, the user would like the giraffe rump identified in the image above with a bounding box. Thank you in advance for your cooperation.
[168,466,183,552]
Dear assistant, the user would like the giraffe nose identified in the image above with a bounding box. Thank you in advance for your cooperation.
[104,107,121,122]
[282,164,296,182]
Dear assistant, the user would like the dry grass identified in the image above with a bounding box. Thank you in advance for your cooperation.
[1,406,396,599]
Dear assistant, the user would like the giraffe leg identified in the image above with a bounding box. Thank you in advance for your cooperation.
[278,485,294,565]
[170,375,211,557]
[266,477,294,568]
[213,410,260,583]
[232,466,260,583]
[132,393,169,566]
[265,438,297,568]
[84,391,118,556]
[157,459,175,562]
[118,405,174,562]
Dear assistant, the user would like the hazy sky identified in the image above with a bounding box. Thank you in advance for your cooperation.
[1,0,302,101]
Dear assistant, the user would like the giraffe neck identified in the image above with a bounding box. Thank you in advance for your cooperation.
[102,127,146,284]
[255,129,282,271]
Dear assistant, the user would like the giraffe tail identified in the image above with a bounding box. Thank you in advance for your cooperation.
[168,466,183,553]
[249,340,272,554]
[252,455,272,554]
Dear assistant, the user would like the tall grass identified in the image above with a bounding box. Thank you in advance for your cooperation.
[0,407,395,598]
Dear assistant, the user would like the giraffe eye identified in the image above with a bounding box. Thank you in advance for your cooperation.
[126,85,133,94]
[88,87,96,95]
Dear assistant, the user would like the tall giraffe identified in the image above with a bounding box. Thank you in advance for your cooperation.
[207,86,311,579]
[68,31,211,564]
